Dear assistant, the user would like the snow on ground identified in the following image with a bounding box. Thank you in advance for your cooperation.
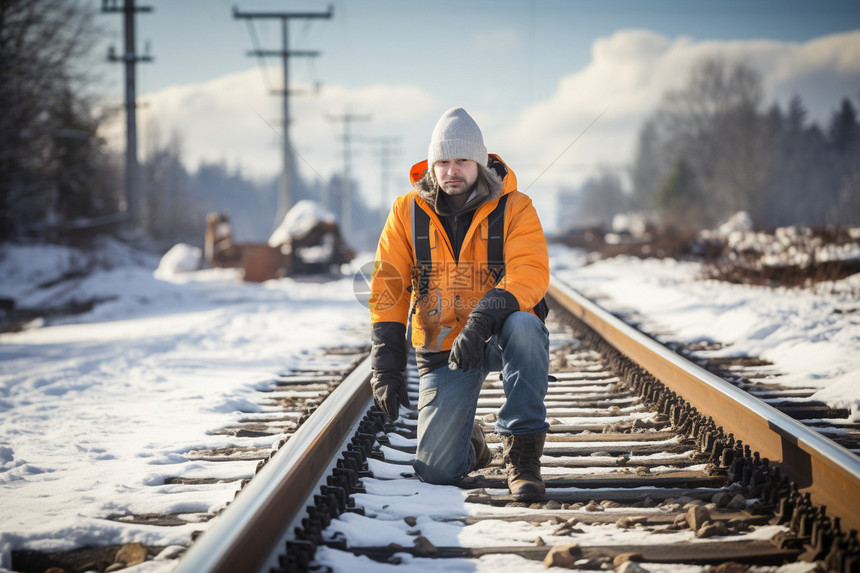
[0,236,858,571]
[549,244,860,419]
[0,241,371,570]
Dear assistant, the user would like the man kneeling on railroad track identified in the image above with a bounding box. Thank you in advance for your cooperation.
[368,107,551,498]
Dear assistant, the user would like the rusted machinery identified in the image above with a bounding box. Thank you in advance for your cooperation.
[204,202,354,282]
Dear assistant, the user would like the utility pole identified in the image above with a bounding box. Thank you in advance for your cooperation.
[233,5,333,225]
[103,0,153,232]
[327,112,371,241]
[368,137,402,229]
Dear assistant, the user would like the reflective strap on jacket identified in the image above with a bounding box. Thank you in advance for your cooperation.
[486,194,509,282]
[411,194,509,297]
[411,200,433,298]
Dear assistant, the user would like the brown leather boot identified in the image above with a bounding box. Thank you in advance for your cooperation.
[471,422,492,470]
[501,432,546,498]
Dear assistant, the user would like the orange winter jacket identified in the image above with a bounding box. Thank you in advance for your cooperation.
[370,154,549,355]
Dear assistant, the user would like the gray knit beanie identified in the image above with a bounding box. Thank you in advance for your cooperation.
[427,107,488,168]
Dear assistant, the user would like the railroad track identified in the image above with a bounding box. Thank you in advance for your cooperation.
[9,346,371,573]
[601,309,860,457]
[175,276,860,573]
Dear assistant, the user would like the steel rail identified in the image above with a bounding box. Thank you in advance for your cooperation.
[548,275,860,532]
[174,355,373,573]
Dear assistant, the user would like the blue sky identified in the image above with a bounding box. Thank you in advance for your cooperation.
[102,0,859,95]
[92,0,860,234]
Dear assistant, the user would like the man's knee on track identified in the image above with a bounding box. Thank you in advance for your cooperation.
[501,311,546,345]
[412,459,464,485]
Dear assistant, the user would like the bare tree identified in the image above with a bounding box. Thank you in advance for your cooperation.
[0,0,114,241]
[632,59,860,230]
[651,57,767,227]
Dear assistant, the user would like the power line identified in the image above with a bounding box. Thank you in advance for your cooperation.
[524,108,607,192]
[233,5,333,226]
[244,19,272,91]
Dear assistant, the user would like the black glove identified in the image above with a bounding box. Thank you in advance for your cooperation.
[449,313,494,372]
[371,369,409,421]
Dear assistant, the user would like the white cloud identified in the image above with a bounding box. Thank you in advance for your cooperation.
[493,28,860,202]
[125,67,439,191]
[105,28,860,232]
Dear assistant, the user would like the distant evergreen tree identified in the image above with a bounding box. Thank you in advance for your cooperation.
[630,63,859,229]
[657,158,703,229]
[786,95,808,133]
[829,98,859,154]
[828,98,860,225]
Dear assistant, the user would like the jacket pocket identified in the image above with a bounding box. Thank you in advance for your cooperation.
[417,388,437,411]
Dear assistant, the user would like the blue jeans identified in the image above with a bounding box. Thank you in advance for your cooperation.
[412,311,550,484]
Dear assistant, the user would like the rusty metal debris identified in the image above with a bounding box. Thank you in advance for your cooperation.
[204,204,354,282]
